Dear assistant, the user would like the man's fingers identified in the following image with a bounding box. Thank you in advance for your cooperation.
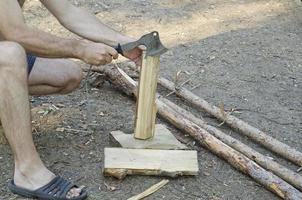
[138,45,146,51]
[104,54,113,63]
[107,47,119,59]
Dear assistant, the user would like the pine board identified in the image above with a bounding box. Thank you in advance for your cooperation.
[111,124,187,150]
[104,148,199,179]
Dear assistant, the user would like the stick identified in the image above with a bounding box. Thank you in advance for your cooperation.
[158,78,302,167]
[100,65,302,199]
[134,53,160,139]
[127,179,169,200]
[160,97,302,192]
[156,100,302,200]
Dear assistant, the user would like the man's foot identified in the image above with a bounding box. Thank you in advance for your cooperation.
[14,165,84,198]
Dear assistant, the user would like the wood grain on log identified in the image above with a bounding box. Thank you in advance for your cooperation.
[134,54,160,139]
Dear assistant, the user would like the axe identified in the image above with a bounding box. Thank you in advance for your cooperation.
[115,31,168,57]
[117,31,168,140]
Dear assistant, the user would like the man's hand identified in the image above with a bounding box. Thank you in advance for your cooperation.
[77,42,118,65]
[122,46,143,67]
[119,38,144,67]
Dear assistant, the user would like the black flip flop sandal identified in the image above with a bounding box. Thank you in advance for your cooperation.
[8,176,87,200]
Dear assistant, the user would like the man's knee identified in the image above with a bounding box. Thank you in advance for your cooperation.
[0,42,27,73]
[60,61,83,93]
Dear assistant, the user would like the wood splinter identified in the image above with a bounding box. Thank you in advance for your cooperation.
[127,179,169,200]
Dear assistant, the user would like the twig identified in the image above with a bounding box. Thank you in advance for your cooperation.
[191,83,202,90]
[166,79,191,97]
[84,65,94,126]
[127,180,169,200]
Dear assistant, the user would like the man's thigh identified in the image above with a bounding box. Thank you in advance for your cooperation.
[28,57,82,87]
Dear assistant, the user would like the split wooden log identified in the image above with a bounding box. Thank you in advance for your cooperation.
[134,53,160,139]
[158,78,302,167]
[160,97,302,192]
[100,65,302,199]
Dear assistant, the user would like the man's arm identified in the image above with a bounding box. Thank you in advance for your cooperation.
[0,0,117,65]
[40,0,132,47]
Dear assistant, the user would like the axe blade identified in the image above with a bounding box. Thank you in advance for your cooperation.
[120,31,168,57]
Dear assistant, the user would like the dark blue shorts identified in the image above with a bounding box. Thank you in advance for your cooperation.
[26,54,36,75]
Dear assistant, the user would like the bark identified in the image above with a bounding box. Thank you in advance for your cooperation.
[158,78,302,167]
[160,97,302,192]
[157,100,302,200]
[100,65,302,199]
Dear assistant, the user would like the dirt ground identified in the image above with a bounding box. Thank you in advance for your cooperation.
[1,0,302,199]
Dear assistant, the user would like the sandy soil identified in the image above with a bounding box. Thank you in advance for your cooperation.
[0,0,302,199]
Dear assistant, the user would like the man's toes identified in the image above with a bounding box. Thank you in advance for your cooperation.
[66,188,77,198]
[75,185,85,194]
[66,186,85,198]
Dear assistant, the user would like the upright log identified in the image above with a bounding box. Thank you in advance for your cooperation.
[158,78,302,167]
[100,65,302,199]
[160,97,302,192]
[134,53,160,139]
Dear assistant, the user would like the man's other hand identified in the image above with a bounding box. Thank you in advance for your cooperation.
[123,46,143,67]
[78,42,118,65]
[119,37,144,67]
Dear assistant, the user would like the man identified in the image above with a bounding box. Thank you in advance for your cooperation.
[0,0,142,199]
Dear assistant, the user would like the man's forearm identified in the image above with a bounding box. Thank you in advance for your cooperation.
[6,26,84,59]
[45,2,131,47]
[61,8,131,46]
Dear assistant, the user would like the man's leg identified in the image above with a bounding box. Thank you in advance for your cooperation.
[28,57,83,95]
[0,42,55,188]
[0,42,83,198]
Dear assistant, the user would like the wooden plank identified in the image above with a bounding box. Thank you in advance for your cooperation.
[134,53,160,139]
[110,124,187,150]
[103,148,199,179]
[127,179,169,200]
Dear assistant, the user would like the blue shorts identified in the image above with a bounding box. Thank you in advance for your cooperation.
[26,54,36,75]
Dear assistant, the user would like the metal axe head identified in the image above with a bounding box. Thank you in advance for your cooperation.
[120,31,168,56]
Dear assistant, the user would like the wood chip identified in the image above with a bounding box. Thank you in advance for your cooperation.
[127,179,169,200]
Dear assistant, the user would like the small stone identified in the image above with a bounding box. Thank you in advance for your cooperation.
[56,103,65,108]
[203,172,210,176]
[56,127,65,132]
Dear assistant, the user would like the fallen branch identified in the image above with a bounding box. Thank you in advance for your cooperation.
[157,99,302,200]
[127,179,169,200]
[158,78,302,167]
[160,97,302,192]
[100,65,302,199]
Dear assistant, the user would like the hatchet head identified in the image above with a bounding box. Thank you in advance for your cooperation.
[120,31,168,57]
